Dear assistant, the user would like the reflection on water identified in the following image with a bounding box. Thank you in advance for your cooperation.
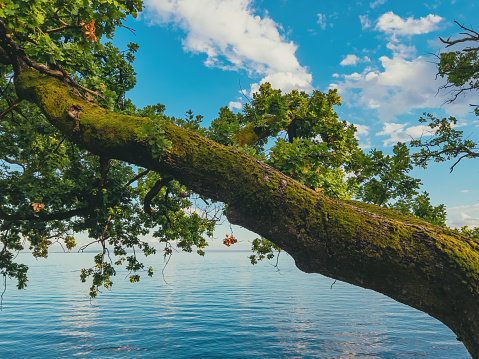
[0,251,469,358]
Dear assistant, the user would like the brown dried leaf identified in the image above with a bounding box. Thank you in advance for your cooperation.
[32,203,44,212]
[223,234,238,247]
[83,20,97,42]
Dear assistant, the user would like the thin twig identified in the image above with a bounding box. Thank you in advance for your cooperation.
[120,24,137,36]
[1,274,6,311]
[161,252,173,286]
[125,169,150,187]
[239,80,252,106]
[78,239,100,252]
[45,24,82,34]
[0,99,22,121]
[450,154,470,172]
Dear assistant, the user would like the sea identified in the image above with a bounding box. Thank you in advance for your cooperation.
[0,251,470,358]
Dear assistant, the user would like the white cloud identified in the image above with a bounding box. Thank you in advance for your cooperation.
[340,54,371,66]
[364,71,378,81]
[375,12,443,39]
[461,190,470,193]
[144,0,313,95]
[332,54,458,120]
[333,26,476,120]
[376,122,405,144]
[249,71,313,96]
[353,123,370,136]
[447,203,479,228]
[376,122,433,146]
[370,0,387,9]
[386,42,417,59]
[359,15,371,30]
[340,54,360,66]
[344,72,363,81]
[346,122,371,148]
[317,13,327,30]
[228,101,242,110]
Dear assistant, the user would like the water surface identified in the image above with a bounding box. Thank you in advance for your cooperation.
[0,251,469,358]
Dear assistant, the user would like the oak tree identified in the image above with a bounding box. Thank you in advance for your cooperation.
[1,2,479,357]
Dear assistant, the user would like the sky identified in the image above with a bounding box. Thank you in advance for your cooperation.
[111,0,479,231]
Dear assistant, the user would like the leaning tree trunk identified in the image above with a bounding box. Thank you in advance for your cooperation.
[15,68,479,358]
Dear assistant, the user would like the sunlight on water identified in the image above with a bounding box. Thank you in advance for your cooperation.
[0,251,469,358]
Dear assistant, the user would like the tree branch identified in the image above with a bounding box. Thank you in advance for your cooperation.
[450,154,470,172]
[440,21,479,48]
[0,99,22,121]
[144,177,172,214]
[45,22,83,34]
[0,20,104,100]
[0,206,90,222]
[13,67,479,358]
[232,114,291,147]
[125,169,150,187]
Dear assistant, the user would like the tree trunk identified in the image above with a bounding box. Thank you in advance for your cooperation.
[15,69,479,358]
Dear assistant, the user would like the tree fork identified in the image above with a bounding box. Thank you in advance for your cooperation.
[15,68,479,358]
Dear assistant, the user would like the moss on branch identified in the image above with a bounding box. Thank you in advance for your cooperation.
[14,68,479,358]
[231,114,288,147]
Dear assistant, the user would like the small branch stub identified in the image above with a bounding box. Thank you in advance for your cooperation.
[68,104,83,132]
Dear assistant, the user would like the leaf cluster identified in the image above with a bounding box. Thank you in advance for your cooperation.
[0,0,141,109]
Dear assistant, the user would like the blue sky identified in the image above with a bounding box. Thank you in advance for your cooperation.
[112,0,479,229]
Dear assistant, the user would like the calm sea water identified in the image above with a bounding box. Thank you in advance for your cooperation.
[0,251,469,358]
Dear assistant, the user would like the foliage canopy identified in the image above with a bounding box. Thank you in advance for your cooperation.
[0,0,453,298]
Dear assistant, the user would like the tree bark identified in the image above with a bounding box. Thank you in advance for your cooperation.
[15,68,479,358]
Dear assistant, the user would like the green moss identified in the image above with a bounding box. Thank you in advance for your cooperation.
[16,69,149,151]
[438,232,479,277]
[231,114,290,147]
[346,199,436,228]
[232,124,260,147]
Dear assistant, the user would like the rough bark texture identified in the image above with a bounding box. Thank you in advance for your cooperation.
[15,69,479,358]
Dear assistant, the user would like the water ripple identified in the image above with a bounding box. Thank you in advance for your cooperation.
[0,252,469,358]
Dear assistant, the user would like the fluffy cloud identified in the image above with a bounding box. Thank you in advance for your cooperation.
[332,11,475,122]
[333,47,476,121]
[375,119,468,147]
[144,0,313,95]
[340,54,360,66]
[375,12,443,39]
[376,122,432,146]
[386,43,416,59]
[332,54,444,120]
[250,71,312,95]
[228,101,242,110]
[351,123,371,148]
[354,123,370,136]
[447,203,479,228]
[340,54,371,66]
